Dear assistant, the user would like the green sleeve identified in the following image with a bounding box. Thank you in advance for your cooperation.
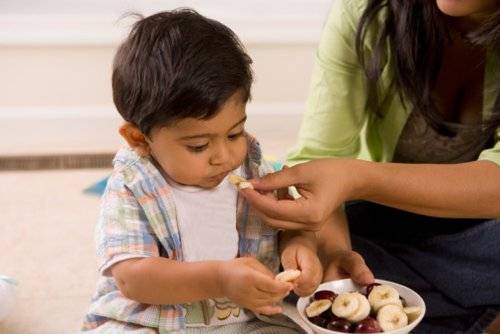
[286,0,369,165]
[478,127,500,165]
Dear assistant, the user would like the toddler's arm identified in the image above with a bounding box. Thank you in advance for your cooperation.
[111,256,292,315]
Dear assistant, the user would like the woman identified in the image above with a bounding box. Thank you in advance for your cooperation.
[242,0,500,332]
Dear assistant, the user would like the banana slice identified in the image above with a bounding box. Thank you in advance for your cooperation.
[346,292,371,323]
[305,299,333,318]
[403,306,422,323]
[377,304,408,331]
[228,175,254,190]
[332,292,360,318]
[275,269,301,282]
[368,285,402,312]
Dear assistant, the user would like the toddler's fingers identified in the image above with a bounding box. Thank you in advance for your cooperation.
[254,304,283,316]
[252,295,287,310]
[296,257,322,295]
[280,254,298,272]
[255,274,293,295]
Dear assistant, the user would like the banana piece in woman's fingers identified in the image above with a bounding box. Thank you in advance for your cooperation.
[228,175,254,190]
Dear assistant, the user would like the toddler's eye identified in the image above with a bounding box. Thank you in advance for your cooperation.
[187,144,208,153]
[228,131,244,140]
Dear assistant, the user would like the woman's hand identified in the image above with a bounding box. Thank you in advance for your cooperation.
[217,257,293,315]
[322,249,374,285]
[240,158,368,231]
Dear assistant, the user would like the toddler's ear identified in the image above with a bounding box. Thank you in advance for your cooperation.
[119,122,151,157]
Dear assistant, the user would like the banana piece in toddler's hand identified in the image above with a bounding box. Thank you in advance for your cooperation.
[275,269,301,283]
[228,175,254,190]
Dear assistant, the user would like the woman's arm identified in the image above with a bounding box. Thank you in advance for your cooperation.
[240,158,500,231]
[360,159,500,218]
[317,209,374,285]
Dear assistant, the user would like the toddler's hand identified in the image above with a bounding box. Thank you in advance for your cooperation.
[217,257,293,315]
[281,243,323,297]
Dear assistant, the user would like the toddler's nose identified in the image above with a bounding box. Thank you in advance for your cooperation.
[210,143,231,166]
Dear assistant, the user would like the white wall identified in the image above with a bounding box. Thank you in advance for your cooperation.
[0,1,332,156]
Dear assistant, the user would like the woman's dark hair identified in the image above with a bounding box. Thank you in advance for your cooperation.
[112,9,253,136]
[355,0,500,138]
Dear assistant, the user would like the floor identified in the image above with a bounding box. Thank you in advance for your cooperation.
[0,169,106,333]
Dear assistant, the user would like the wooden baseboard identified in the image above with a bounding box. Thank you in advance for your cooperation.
[0,153,114,171]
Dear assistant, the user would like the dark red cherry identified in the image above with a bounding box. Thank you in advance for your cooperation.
[314,290,338,301]
[319,308,335,321]
[365,283,381,296]
[353,317,381,333]
[308,315,328,328]
[326,316,352,333]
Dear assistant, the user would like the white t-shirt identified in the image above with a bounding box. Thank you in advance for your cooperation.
[166,166,254,326]
[167,166,244,262]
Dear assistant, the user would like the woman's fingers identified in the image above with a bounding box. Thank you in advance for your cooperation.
[339,252,374,285]
[240,188,313,223]
[261,215,320,231]
[323,264,349,282]
[250,166,300,192]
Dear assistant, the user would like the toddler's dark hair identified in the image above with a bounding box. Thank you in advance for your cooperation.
[112,9,253,135]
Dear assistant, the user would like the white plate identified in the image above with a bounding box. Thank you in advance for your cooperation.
[297,279,426,334]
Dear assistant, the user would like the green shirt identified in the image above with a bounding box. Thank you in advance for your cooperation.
[287,0,500,165]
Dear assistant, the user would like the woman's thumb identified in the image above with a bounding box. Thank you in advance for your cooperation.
[251,165,297,191]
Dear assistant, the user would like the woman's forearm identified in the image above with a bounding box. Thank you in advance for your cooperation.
[317,208,352,255]
[357,159,500,218]
[111,257,223,305]
[279,230,317,254]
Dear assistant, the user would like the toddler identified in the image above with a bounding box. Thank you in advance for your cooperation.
[81,9,322,333]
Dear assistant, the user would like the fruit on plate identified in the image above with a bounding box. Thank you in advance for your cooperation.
[332,292,371,322]
[305,299,333,318]
[377,304,408,331]
[403,306,422,323]
[353,316,382,333]
[304,283,422,332]
[368,285,402,312]
[314,290,338,302]
[326,316,352,332]
[365,283,381,296]
[309,315,328,328]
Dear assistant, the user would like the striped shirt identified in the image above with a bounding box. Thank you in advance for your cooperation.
[82,135,280,333]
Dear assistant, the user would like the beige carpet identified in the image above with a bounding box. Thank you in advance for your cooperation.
[0,169,107,334]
